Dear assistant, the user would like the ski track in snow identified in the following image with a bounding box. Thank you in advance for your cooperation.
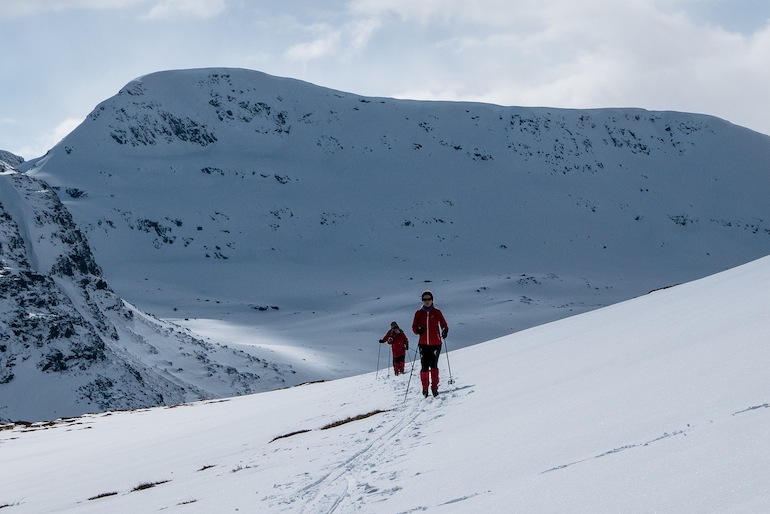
[264,376,474,513]
[541,427,693,474]
[541,398,770,476]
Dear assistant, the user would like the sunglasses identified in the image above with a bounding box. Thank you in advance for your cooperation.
[422,297,433,301]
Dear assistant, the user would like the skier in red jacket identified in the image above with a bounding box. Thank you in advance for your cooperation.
[411,290,448,397]
[379,321,409,375]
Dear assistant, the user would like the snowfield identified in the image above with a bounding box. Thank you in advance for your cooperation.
[2,254,769,513]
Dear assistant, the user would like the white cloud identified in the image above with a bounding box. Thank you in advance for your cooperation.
[15,118,84,160]
[283,16,380,63]
[0,0,226,20]
[285,27,343,63]
[143,0,227,20]
[348,0,593,30]
[348,17,382,50]
[0,0,146,18]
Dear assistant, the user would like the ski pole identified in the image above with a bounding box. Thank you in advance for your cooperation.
[376,341,382,379]
[403,346,420,402]
[443,337,454,385]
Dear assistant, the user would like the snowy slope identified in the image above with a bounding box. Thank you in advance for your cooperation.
[21,68,770,378]
[2,255,769,513]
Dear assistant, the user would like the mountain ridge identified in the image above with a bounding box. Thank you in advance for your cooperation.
[25,68,770,323]
[6,67,770,420]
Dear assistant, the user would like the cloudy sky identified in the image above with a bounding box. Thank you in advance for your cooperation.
[2,0,770,160]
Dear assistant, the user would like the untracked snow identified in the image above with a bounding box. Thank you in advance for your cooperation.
[2,255,769,513]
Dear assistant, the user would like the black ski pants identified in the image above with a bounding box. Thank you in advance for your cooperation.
[418,344,441,372]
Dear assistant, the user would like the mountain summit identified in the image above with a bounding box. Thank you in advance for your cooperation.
[9,67,770,418]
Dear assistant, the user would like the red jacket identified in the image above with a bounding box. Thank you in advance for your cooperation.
[382,329,409,358]
[412,306,448,346]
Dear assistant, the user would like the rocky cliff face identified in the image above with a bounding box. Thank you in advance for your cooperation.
[1,155,294,422]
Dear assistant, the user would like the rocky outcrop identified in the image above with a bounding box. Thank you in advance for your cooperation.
[0,163,292,422]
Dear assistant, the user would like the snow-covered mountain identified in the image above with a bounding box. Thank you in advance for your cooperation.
[6,67,770,421]
[2,254,769,513]
[1,157,298,422]
[0,151,23,170]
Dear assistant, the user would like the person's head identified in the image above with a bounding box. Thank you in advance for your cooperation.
[421,290,434,306]
[391,321,400,333]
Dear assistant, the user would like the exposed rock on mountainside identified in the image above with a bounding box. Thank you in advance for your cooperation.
[1,160,294,422]
[0,151,23,170]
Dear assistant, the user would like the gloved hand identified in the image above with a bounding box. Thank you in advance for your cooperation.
[379,339,384,343]
[416,326,424,335]
[441,327,448,339]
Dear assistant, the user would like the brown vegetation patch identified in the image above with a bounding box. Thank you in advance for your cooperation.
[269,409,391,443]
[131,480,170,492]
[88,492,118,501]
[270,429,312,443]
[321,409,389,430]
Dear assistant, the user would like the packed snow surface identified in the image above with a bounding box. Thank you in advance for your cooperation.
[2,255,769,513]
